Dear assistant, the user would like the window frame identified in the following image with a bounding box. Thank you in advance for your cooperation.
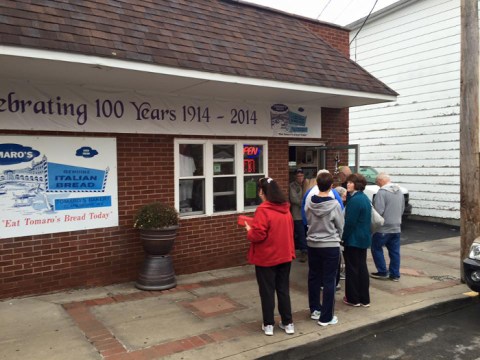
[174,139,268,217]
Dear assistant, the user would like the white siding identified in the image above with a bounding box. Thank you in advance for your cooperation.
[349,0,465,220]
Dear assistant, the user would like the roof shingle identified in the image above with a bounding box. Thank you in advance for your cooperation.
[0,0,397,96]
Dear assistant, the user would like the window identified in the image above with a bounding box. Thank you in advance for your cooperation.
[175,139,267,216]
[178,143,204,214]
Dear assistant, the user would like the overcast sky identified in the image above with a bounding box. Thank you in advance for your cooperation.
[243,0,401,26]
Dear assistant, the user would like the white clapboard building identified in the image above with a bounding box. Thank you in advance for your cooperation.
[347,0,470,225]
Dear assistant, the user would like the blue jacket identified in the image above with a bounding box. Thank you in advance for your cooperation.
[302,186,344,226]
[342,191,371,249]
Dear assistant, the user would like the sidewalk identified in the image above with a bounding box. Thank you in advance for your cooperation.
[1,237,477,360]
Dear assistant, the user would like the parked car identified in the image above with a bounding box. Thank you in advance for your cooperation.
[359,166,413,217]
[463,241,480,292]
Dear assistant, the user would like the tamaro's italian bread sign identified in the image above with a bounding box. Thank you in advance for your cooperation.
[0,136,118,238]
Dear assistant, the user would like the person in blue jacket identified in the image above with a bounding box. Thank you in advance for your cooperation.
[301,169,344,227]
[341,173,372,307]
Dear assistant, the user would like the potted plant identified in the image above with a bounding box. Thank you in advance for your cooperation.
[133,202,179,291]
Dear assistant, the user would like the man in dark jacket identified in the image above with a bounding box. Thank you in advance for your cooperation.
[370,173,405,282]
[289,168,307,262]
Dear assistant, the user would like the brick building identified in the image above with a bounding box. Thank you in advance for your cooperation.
[0,0,397,299]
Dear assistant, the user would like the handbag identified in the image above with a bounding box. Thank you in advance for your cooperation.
[371,206,384,233]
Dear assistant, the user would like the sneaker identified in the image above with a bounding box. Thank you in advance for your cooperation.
[318,316,338,327]
[389,276,400,282]
[262,324,274,336]
[299,252,307,263]
[370,272,389,280]
[339,272,346,280]
[343,296,360,307]
[336,284,341,291]
[310,310,321,320]
[361,303,370,308]
[279,323,295,335]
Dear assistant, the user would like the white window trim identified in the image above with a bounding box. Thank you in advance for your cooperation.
[174,138,268,217]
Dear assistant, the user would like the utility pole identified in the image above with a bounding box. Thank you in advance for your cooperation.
[460,0,480,278]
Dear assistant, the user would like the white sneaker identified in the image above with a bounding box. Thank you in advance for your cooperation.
[310,310,321,320]
[262,324,274,336]
[318,315,338,327]
[279,323,295,335]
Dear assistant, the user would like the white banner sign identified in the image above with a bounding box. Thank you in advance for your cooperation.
[0,136,118,239]
[0,80,321,138]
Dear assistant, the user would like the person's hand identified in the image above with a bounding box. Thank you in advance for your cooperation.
[245,222,251,231]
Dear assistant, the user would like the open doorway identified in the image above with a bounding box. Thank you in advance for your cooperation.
[288,142,324,183]
[288,142,360,184]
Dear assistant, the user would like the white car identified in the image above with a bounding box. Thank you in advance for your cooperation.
[359,166,412,217]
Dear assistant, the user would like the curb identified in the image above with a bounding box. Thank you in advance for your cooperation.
[259,296,478,360]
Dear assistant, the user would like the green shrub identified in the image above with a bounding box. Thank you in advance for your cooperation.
[133,202,179,229]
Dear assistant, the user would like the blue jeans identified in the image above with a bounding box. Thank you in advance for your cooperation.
[294,220,307,253]
[371,233,401,278]
[307,247,340,323]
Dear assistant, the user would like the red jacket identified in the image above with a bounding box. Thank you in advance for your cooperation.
[247,201,295,267]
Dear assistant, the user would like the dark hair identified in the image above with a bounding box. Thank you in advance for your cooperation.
[258,177,287,204]
[316,172,333,192]
[346,173,367,191]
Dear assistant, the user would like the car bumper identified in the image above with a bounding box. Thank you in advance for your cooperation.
[463,258,480,292]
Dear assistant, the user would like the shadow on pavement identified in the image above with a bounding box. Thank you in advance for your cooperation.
[401,219,460,245]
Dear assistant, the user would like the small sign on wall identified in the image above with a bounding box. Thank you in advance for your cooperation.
[0,136,118,239]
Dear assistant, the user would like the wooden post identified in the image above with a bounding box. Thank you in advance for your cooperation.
[460,0,480,278]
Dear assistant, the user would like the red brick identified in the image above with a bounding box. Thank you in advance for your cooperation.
[101,345,127,357]
[0,127,348,299]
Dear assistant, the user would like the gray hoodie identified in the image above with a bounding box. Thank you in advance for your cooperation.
[305,196,344,248]
[373,183,405,233]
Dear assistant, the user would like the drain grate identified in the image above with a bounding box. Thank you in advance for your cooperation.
[430,275,460,281]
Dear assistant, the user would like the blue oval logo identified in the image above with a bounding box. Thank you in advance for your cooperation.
[0,143,40,165]
[271,104,288,112]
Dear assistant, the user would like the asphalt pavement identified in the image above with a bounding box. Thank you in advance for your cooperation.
[401,219,460,244]
[299,297,480,360]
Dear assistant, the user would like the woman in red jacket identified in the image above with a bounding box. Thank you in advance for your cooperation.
[245,177,295,336]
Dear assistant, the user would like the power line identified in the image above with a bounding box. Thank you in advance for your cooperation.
[350,0,379,45]
[333,0,354,23]
[316,0,333,20]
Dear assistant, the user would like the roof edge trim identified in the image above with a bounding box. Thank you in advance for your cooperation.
[0,45,396,101]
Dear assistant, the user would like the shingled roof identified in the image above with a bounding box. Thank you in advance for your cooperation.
[0,0,397,97]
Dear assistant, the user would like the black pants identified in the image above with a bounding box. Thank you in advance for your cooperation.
[255,262,293,326]
[344,246,370,305]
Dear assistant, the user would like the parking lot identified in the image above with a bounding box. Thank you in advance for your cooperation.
[401,219,460,244]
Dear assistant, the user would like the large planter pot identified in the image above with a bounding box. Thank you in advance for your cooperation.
[139,226,178,255]
[135,225,178,291]
[135,255,177,291]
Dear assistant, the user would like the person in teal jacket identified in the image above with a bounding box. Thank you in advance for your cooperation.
[341,173,372,307]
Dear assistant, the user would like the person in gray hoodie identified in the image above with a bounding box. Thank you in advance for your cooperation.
[370,173,405,281]
[305,172,344,326]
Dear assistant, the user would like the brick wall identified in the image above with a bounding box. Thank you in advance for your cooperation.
[321,107,349,146]
[303,22,350,57]
[0,113,347,299]
[321,107,349,174]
